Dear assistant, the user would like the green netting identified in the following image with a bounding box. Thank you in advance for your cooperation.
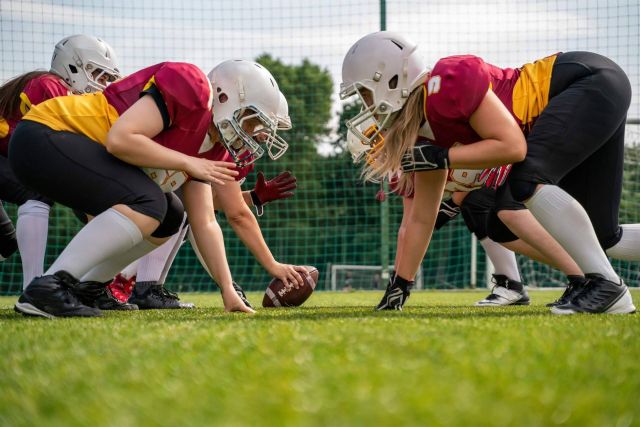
[0,0,639,294]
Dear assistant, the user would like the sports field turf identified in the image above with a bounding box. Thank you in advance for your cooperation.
[1,289,639,427]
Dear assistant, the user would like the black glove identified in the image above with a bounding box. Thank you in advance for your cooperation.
[376,273,414,311]
[435,198,461,230]
[401,142,449,172]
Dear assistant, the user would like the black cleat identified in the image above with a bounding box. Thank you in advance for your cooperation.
[475,274,530,306]
[128,281,195,309]
[546,275,588,307]
[14,271,102,318]
[376,275,413,311]
[232,281,253,309]
[72,281,139,311]
[551,273,636,315]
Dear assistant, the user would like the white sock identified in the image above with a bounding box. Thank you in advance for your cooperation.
[17,200,50,289]
[45,208,143,279]
[479,237,521,282]
[80,240,157,283]
[157,224,189,284]
[120,260,140,280]
[606,224,640,261]
[136,215,188,284]
[526,185,618,281]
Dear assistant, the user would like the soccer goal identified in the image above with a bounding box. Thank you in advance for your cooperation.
[327,265,424,291]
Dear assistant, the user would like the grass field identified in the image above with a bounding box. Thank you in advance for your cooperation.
[1,289,639,427]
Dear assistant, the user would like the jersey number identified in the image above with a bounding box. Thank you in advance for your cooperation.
[427,75,441,95]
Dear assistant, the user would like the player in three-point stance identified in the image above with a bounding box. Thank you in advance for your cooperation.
[10,59,304,318]
[341,31,638,314]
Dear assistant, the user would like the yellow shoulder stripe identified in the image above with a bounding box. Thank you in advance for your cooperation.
[19,92,33,115]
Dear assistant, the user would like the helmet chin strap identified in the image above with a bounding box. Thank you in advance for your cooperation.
[381,111,400,130]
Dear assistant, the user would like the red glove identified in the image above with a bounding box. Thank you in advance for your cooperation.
[480,164,512,190]
[250,171,297,216]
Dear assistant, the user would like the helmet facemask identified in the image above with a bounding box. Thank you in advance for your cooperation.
[83,61,120,92]
[50,35,121,94]
[341,81,397,149]
[216,106,288,168]
[347,122,384,166]
[209,60,290,167]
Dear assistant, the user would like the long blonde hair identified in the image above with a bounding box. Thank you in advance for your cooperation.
[362,86,425,194]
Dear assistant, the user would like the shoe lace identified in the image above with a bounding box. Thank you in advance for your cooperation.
[157,286,180,301]
[556,283,575,302]
[60,281,86,306]
[567,280,596,306]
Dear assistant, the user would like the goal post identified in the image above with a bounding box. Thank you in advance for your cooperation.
[328,264,424,291]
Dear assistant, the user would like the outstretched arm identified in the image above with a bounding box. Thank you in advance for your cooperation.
[211,179,306,288]
[181,180,254,313]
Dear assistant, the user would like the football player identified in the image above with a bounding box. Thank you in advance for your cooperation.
[341,31,638,314]
[349,129,584,309]
[107,90,301,310]
[10,59,304,318]
[0,35,121,296]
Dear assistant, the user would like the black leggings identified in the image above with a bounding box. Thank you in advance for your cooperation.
[0,154,53,206]
[508,51,631,249]
[9,121,184,238]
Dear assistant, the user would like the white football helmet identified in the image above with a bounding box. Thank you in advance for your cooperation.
[208,60,289,167]
[340,31,428,146]
[50,34,120,94]
[276,91,292,130]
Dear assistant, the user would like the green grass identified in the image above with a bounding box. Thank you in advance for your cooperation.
[1,289,639,427]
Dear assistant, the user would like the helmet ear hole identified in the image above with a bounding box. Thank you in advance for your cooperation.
[218,93,228,103]
[388,75,398,89]
[68,64,78,74]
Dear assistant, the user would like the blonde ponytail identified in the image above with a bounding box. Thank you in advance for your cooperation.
[362,86,425,194]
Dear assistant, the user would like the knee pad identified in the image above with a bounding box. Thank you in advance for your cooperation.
[509,179,537,202]
[460,189,496,239]
[151,193,185,238]
[461,202,489,240]
[487,211,518,243]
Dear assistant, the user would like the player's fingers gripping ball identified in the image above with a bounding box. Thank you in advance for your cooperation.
[263,266,319,308]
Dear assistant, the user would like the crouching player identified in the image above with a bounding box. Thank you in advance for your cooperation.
[10,59,299,317]
[0,35,121,297]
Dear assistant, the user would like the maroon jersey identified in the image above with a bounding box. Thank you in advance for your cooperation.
[104,62,220,160]
[0,74,70,156]
[423,54,558,149]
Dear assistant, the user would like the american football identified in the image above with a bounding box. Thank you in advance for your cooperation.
[262,266,319,307]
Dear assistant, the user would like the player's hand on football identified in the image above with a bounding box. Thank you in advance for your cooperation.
[268,263,307,289]
[185,157,238,185]
[221,285,256,314]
